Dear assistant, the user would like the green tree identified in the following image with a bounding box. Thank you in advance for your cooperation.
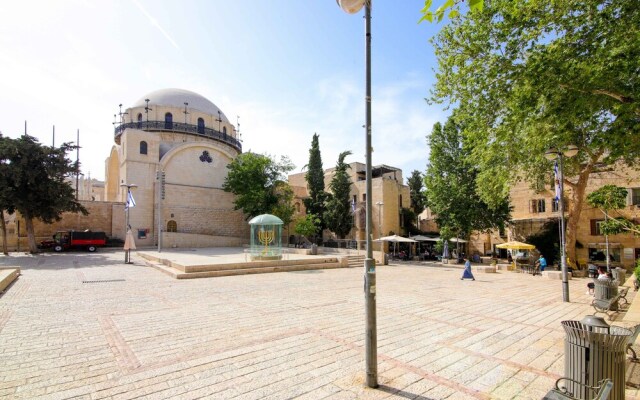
[430,0,640,262]
[303,133,328,231]
[587,185,639,236]
[407,170,427,223]
[324,151,353,239]
[294,213,320,243]
[419,0,484,23]
[423,118,510,245]
[223,152,295,220]
[0,135,87,253]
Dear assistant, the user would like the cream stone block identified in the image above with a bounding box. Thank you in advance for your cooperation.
[474,265,496,273]
[543,271,572,280]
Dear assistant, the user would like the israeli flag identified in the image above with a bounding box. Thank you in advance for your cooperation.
[554,161,561,201]
[126,191,136,209]
[351,198,356,214]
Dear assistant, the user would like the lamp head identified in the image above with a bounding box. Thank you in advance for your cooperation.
[544,148,558,161]
[337,0,365,14]
[564,144,579,158]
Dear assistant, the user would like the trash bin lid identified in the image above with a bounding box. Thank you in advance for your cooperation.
[581,315,610,330]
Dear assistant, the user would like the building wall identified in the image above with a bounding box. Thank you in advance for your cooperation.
[288,162,410,243]
[2,201,124,251]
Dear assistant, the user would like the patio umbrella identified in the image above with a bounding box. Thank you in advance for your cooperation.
[495,241,535,250]
[377,235,417,256]
[496,241,536,268]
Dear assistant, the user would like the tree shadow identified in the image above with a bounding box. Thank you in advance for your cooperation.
[0,249,131,270]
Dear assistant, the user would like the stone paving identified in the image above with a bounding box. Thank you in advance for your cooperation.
[1,250,639,400]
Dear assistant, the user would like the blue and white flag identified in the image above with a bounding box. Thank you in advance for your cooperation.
[554,161,561,201]
[351,198,356,214]
[126,191,136,209]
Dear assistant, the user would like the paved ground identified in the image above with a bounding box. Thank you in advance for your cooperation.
[1,249,639,400]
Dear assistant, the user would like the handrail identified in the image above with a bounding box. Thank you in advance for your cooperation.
[114,121,242,152]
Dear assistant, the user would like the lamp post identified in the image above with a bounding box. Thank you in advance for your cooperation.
[545,144,578,302]
[375,201,383,239]
[121,183,137,263]
[336,0,377,388]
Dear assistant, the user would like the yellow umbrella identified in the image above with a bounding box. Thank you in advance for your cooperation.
[496,241,536,270]
[496,241,535,250]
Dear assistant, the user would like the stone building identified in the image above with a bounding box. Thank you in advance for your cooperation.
[288,163,411,243]
[422,165,640,269]
[105,88,249,248]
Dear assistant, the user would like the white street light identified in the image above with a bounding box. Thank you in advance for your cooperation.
[544,145,578,302]
[336,0,377,388]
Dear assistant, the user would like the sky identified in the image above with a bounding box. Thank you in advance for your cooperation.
[0,0,449,183]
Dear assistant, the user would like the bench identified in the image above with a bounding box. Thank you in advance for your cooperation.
[618,286,630,305]
[543,378,612,400]
[591,292,624,318]
[627,324,640,362]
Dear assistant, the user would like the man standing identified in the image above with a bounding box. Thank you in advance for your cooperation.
[536,254,548,272]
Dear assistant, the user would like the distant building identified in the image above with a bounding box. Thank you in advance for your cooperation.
[288,163,410,243]
[421,165,640,268]
[3,88,250,250]
[104,88,248,248]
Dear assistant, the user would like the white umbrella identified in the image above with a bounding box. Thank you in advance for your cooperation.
[376,235,416,257]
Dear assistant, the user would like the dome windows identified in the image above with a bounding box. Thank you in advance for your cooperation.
[137,113,142,129]
[197,118,205,134]
[165,112,173,129]
[139,141,148,155]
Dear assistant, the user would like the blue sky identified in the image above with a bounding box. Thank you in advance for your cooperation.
[0,0,448,182]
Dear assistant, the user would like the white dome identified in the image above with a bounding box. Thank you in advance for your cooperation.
[132,88,229,123]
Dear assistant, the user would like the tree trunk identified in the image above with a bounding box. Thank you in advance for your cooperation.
[24,215,39,254]
[0,210,7,255]
[564,161,596,269]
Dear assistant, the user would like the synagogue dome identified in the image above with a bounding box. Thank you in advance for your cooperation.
[132,88,229,122]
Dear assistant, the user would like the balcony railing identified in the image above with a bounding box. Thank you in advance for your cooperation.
[114,121,242,152]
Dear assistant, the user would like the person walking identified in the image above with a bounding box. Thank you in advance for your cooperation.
[536,254,547,272]
[461,257,475,281]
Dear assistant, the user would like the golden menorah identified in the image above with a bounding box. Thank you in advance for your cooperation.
[258,229,275,255]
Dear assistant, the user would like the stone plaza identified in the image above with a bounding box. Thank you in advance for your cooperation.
[1,250,640,399]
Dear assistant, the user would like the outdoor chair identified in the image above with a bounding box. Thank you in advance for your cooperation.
[542,378,612,400]
[618,286,630,305]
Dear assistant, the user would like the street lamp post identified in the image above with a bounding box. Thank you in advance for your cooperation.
[375,201,384,239]
[545,145,578,303]
[121,183,137,264]
[336,0,377,388]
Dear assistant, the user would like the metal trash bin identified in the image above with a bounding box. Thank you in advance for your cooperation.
[561,316,631,400]
[612,268,626,285]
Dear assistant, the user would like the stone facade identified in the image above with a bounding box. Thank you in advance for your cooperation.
[1,89,250,251]
[420,164,640,268]
[289,163,410,246]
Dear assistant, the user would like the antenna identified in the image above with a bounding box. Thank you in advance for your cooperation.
[216,110,222,132]
[237,115,242,142]
[52,125,55,147]
[145,99,152,122]
[183,102,189,124]
[118,103,128,124]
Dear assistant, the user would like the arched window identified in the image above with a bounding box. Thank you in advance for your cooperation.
[165,112,173,129]
[197,118,205,134]
[139,141,147,155]
[295,202,300,212]
[222,126,227,141]
[137,113,142,129]
[167,220,177,232]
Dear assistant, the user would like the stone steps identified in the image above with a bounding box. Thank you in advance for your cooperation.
[346,255,365,268]
[0,268,20,293]
[141,255,347,279]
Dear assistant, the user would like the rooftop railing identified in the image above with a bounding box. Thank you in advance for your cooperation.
[114,121,242,152]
